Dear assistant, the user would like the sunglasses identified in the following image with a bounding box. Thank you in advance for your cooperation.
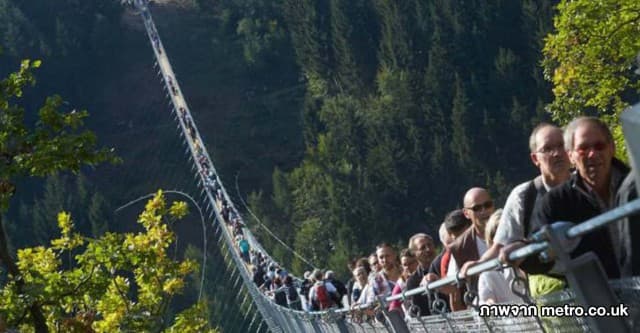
[575,142,608,156]
[466,200,494,212]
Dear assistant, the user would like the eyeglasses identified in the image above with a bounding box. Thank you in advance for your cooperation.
[575,142,608,156]
[536,144,565,154]
[466,200,494,212]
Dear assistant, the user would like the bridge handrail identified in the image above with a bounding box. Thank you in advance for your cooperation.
[351,197,640,307]
[135,5,286,331]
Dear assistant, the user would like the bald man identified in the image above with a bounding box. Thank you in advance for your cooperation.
[446,187,494,309]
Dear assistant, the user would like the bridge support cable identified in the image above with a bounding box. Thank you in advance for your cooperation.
[234,172,317,270]
[130,4,272,332]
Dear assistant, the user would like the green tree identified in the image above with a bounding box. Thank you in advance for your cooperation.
[542,0,640,153]
[450,74,472,170]
[31,176,67,245]
[88,192,111,237]
[283,0,331,97]
[0,60,213,332]
[0,58,119,332]
[373,0,412,70]
[0,191,217,333]
[329,0,363,94]
[0,0,40,58]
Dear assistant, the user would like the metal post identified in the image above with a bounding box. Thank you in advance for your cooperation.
[325,309,350,333]
[543,223,630,333]
[308,314,324,333]
[621,102,640,183]
[376,296,410,333]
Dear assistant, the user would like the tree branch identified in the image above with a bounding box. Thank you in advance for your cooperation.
[0,216,49,333]
[39,265,98,307]
[605,12,640,40]
[111,274,132,314]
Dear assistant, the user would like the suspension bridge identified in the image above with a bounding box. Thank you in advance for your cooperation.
[122,0,640,332]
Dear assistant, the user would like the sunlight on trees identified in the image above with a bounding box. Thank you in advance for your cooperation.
[1,59,216,332]
[542,0,640,156]
[1,191,216,332]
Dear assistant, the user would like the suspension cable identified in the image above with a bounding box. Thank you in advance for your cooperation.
[114,189,207,301]
[234,172,317,270]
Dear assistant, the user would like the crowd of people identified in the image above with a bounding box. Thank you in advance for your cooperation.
[167,35,638,320]
[145,3,639,324]
[225,116,639,323]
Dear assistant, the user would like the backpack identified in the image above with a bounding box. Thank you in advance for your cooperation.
[314,283,333,310]
[274,288,288,307]
[286,285,298,302]
[522,176,545,238]
[300,280,311,297]
[333,280,348,300]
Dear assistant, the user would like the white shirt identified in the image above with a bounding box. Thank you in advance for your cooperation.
[478,269,525,305]
[356,283,375,307]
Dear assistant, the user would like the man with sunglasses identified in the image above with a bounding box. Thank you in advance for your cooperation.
[439,187,494,310]
[520,117,629,286]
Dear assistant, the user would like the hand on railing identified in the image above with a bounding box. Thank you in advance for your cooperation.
[422,272,457,295]
[499,240,528,266]
[459,260,477,278]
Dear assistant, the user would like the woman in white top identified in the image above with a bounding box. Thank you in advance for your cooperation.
[350,266,368,305]
[478,209,526,305]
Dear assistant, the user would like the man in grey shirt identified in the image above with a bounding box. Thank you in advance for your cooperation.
[461,123,571,274]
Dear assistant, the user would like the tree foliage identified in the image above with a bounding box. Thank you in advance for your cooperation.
[0,191,217,333]
[542,0,640,153]
[13,174,112,249]
[234,0,562,277]
[0,60,216,332]
[3,0,587,287]
[0,59,119,212]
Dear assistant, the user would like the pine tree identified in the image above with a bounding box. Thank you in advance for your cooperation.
[329,0,363,95]
[282,0,331,97]
[32,176,66,245]
[450,74,472,171]
[422,25,453,177]
[373,0,412,70]
[88,192,110,237]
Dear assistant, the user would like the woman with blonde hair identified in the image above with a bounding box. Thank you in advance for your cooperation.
[477,209,526,305]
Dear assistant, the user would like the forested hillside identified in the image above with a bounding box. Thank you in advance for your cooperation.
[2,0,561,292]
[240,0,560,275]
[3,0,640,331]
